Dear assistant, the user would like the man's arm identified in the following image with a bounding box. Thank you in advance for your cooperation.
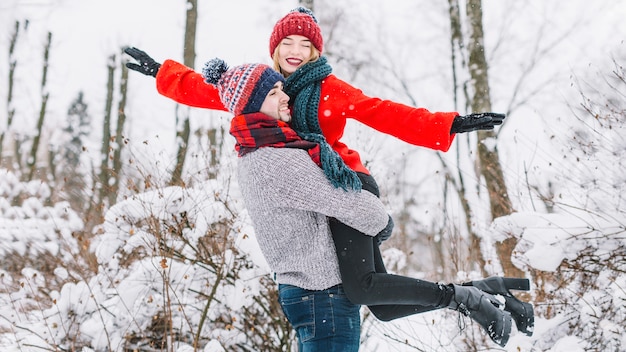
[259,148,389,236]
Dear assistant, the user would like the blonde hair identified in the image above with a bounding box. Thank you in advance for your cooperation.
[272,44,321,78]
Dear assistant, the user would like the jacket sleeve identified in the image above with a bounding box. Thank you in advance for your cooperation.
[265,149,388,236]
[155,59,228,111]
[324,75,459,152]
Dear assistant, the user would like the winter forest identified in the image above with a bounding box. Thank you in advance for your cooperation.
[1,0,625,351]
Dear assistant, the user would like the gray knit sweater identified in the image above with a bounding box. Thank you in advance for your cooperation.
[237,147,388,290]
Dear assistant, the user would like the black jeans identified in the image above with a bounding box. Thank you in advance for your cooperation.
[329,173,446,321]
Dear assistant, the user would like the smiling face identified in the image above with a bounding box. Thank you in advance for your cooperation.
[276,35,316,76]
[260,81,291,122]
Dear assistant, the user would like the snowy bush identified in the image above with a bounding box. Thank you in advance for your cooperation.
[0,174,293,351]
[485,211,625,351]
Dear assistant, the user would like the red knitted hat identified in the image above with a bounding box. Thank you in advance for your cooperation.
[202,58,285,116]
[269,7,323,56]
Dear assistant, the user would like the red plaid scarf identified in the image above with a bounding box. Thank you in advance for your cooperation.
[229,113,321,166]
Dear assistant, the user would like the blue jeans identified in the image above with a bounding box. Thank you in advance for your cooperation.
[278,284,361,352]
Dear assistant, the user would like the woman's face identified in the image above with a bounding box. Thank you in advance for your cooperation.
[260,81,291,122]
[277,35,313,75]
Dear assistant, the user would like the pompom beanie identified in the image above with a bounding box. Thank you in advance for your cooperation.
[201,58,284,116]
[269,7,323,56]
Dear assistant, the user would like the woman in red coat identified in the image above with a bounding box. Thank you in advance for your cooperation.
[124,7,532,346]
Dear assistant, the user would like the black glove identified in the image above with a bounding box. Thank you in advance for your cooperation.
[450,112,505,134]
[374,215,394,246]
[124,47,161,77]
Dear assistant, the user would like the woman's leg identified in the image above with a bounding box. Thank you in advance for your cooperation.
[330,173,451,319]
[330,218,450,308]
[367,240,442,321]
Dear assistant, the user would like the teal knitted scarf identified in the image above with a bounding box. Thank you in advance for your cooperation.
[284,56,362,191]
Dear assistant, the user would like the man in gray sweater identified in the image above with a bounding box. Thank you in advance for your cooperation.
[202,58,387,350]
[200,57,514,350]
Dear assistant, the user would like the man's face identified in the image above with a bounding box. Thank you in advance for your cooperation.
[260,81,291,122]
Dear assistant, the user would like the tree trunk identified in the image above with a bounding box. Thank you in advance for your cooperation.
[109,55,129,205]
[169,0,197,186]
[465,0,522,277]
[27,31,52,181]
[96,54,116,222]
[1,21,20,163]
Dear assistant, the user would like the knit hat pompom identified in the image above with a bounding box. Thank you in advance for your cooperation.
[202,58,285,116]
[269,6,323,56]
[202,58,229,85]
[292,6,318,23]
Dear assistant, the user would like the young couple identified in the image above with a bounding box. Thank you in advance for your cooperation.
[125,6,533,350]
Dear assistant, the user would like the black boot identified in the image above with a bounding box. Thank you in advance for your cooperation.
[463,277,534,336]
[448,284,512,347]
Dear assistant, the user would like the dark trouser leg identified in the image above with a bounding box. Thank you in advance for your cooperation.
[330,173,450,320]
[330,219,447,313]
[367,239,441,321]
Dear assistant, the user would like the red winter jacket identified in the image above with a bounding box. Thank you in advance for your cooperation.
[156,59,458,175]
